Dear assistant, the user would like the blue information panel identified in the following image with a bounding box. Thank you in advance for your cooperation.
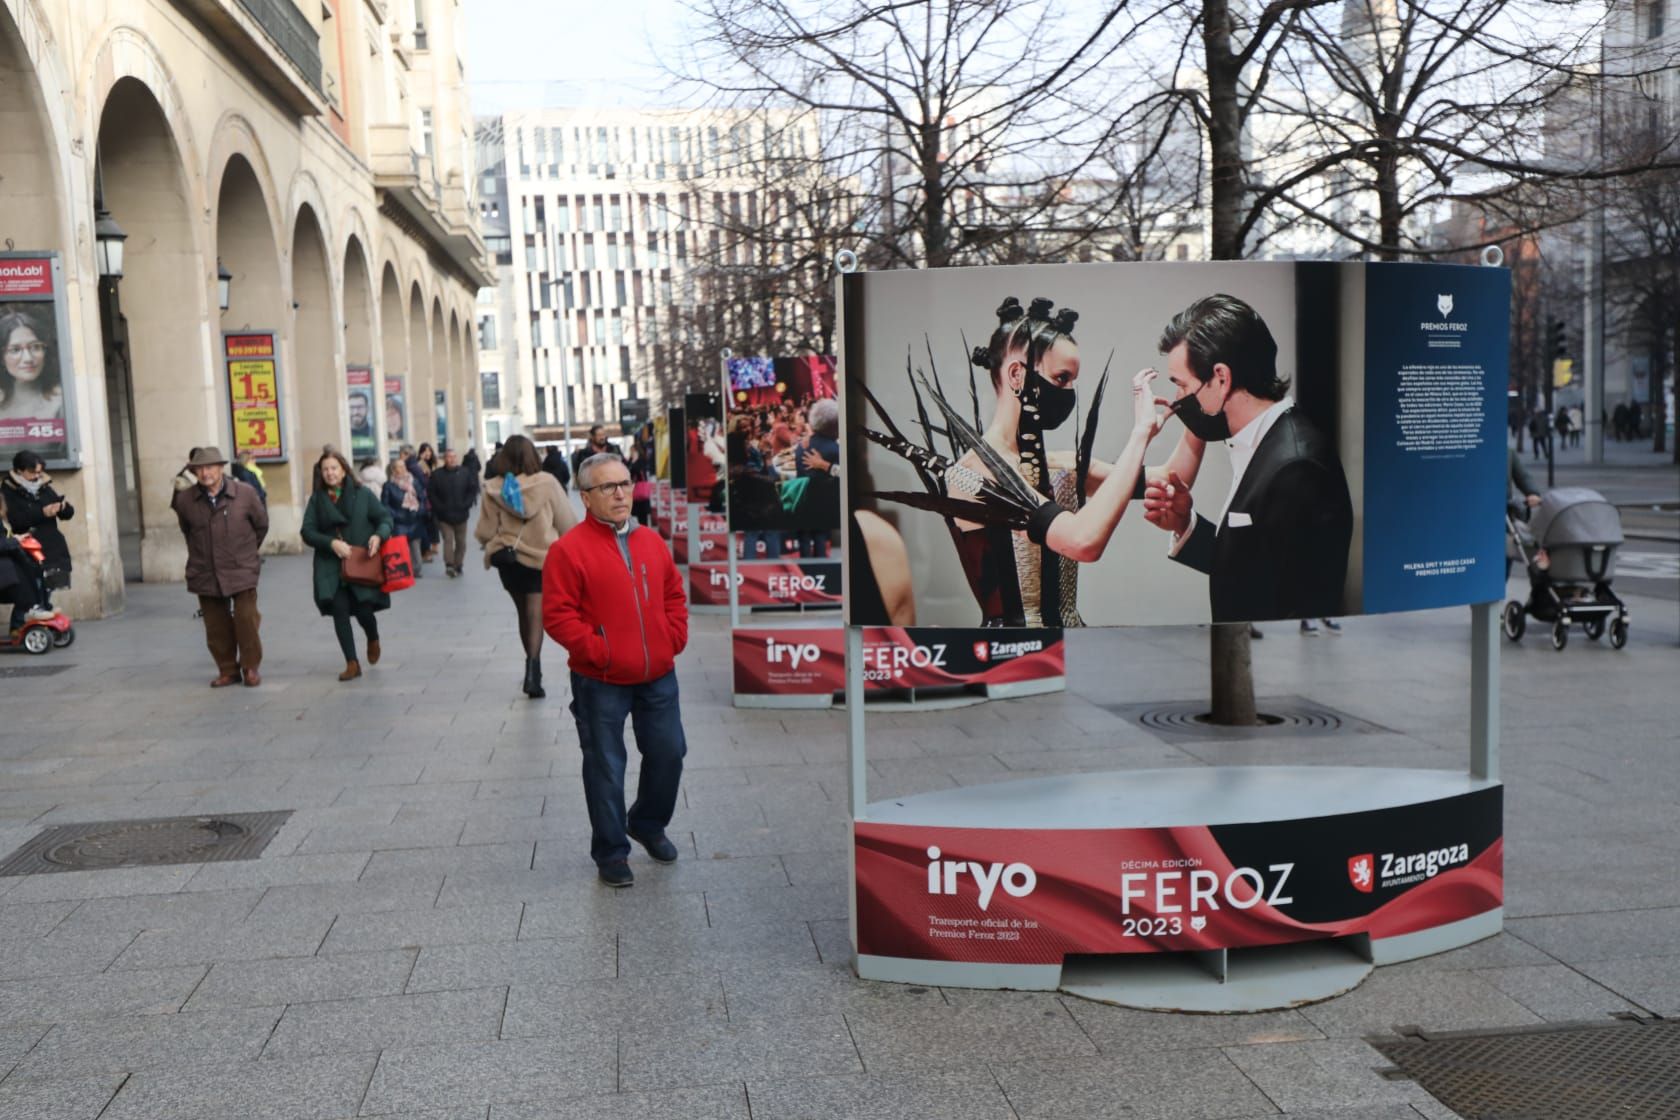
[1361,265,1509,614]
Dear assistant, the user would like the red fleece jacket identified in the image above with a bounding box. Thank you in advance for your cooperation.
[542,516,688,684]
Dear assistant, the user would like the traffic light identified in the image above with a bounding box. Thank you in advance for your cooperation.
[1548,319,1567,360]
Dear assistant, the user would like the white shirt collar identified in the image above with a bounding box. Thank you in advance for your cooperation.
[1220,396,1294,524]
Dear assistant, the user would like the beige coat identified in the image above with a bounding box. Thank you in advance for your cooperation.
[473,472,576,570]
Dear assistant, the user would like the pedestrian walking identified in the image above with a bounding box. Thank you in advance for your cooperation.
[231,449,267,506]
[381,458,426,579]
[541,444,571,493]
[627,442,652,525]
[543,452,689,888]
[463,447,482,479]
[3,450,74,594]
[474,434,576,698]
[412,443,439,563]
[427,447,477,577]
[170,447,268,687]
[301,450,394,681]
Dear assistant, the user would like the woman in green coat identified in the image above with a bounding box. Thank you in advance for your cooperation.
[301,450,395,681]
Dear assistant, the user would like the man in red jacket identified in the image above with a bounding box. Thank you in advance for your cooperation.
[544,453,689,887]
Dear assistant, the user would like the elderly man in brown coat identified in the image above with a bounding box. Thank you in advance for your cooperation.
[171,446,269,687]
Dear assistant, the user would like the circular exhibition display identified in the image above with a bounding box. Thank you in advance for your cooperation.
[837,258,1511,1010]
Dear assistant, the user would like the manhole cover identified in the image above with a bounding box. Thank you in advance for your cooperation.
[0,810,292,876]
[0,664,72,678]
[1100,696,1386,742]
[1373,1019,1680,1119]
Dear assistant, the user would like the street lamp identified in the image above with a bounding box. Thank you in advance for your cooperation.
[94,209,126,279]
[217,260,233,312]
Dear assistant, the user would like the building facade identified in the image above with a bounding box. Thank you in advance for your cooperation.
[0,0,488,618]
[473,106,822,440]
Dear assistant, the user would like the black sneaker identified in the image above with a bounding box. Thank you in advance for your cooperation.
[598,861,634,888]
[630,831,680,864]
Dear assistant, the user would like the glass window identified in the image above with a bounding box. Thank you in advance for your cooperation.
[478,315,497,350]
[584,237,596,270]
[481,371,500,409]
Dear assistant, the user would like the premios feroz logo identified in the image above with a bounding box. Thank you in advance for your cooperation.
[1421,291,1467,333]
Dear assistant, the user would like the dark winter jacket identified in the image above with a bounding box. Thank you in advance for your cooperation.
[427,464,478,524]
[1,472,73,582]
[381,480,424,539]
[301,481,395,615]
[542,447,571,492]
[171,477,268,597]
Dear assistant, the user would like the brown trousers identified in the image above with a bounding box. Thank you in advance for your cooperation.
[198,589,262,675]
[438,520,468,572]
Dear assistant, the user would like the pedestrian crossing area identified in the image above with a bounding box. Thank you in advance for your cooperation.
[1616,551,1680,580]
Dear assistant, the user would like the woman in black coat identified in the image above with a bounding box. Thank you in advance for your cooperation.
[301,451,395,681]
[2,450,74,590]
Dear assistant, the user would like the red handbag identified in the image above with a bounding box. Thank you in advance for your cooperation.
[379,537,415,593]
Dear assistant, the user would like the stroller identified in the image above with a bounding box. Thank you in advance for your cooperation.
[1503,488,1628,651]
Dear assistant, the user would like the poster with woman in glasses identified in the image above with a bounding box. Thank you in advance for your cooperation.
[0,256,76,465]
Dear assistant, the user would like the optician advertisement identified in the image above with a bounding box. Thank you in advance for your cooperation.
[843,261,1509,628]
[0,253,79,467]
[225,332,285,461]
[854,786,1502,963]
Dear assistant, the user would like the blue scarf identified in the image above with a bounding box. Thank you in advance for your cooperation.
[500,473,524,515]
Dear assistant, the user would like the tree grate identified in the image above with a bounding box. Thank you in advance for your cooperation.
[1099,696,1386,742]
[1372,1019,1680,1119]
[0,811,293,876]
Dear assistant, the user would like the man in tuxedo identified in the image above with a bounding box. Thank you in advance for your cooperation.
[1143,294,1352,623]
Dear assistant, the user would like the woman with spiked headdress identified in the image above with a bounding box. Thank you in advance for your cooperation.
[862,296,1202,627]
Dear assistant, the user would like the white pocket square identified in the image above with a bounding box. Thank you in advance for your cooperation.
[1227,511,1254,527]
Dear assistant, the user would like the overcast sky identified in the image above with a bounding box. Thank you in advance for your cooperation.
[463,0,697,115]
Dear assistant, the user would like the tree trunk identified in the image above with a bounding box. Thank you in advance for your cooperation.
[1200,0,1258,726]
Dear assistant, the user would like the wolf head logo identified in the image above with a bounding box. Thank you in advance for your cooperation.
[1437,293,1454,318]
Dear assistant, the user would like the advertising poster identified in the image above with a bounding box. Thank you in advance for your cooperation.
[225,331,285,461]
[667,403,687,490]
[434,389,448,447]
[853,786,1502,963]
[683,392,723,505]
[843,261,1509,628]
[653,413,671,481]
[347,365,377,460]
[384,375,407,446]
[0,254,78,467]
[734,626,1065,697]
[725,355,840,537]
[689,559,842,607]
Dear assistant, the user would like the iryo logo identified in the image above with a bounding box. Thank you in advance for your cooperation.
[764,637,821,670]
[926,846,1036,911]
[1348,854,1374,893]
[707,569,744,588]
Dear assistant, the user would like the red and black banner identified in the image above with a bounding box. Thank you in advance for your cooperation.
[674,531,730,565]
[733,627,1066,696]
[690,560,842,607]
[854,786,1502,964]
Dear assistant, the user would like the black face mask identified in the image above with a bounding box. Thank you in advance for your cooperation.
[1170,383,1232,442]
[1020,371,1078,431]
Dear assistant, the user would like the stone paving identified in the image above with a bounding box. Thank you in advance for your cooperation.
[0,528,1677,1119]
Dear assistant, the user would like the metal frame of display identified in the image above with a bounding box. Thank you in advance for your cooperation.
[835,250,1506,1013]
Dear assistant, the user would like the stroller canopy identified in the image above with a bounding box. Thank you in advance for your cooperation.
[1533,488,1624,548]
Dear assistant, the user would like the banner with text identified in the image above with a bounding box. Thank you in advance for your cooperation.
[855,786,1502,963]
[735,627,1065,697]
[0,253,79,466]
[690,559,842,607]
[225,331,284,461]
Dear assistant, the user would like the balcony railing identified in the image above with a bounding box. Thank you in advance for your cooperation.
[233,0,322,93]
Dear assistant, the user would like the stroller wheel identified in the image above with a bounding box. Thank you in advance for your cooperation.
[1550,621,1568,651]
[1502,601,1526,642]
[1584,618,1605,641]
[1610,620,1628,650]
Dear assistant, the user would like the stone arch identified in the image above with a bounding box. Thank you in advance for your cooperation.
[342,234,375,461]
[446,309,464,451]
[207,112,285,250]
[95,73,214,582]
[428,296,447,450]
[378,262,406,459]
[404,281,428,452]
[291,202,341,459]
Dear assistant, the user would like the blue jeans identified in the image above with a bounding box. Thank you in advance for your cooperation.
[742,530,780,560]
[569,669,687,866]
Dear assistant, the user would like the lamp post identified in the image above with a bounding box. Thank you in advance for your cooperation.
[217,260,233,313]
[94,209,127,279]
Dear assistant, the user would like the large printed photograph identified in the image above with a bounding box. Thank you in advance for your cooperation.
[0,254,77,466]
[844,261,1509,628]
[725,356,841,544]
